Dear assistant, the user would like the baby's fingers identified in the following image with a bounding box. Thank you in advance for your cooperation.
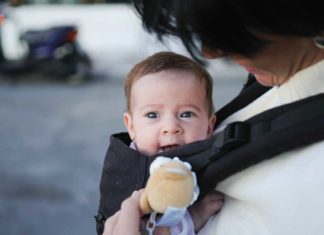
[203,191,224,202]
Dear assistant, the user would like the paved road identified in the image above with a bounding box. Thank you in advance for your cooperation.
[0,76,244,235]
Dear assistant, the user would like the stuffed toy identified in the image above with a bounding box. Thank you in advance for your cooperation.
[140,157,199,215]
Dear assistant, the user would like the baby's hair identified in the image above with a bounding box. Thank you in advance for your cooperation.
[125,51,215,115]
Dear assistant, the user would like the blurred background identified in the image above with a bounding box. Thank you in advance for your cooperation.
[0,1,247,234]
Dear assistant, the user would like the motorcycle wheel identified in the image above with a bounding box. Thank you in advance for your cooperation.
[67,55,92,85]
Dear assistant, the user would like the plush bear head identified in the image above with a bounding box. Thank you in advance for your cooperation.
[140,157,197,214]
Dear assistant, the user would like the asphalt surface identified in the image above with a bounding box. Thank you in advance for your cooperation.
[0,76,244,235]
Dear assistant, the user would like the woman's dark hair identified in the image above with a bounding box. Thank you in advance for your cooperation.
[132,0,324,61]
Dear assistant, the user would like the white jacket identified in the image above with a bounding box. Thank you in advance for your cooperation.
[200,60,324,235]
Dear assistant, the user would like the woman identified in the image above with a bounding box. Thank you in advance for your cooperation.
[103,0,324,234]
[103,190,143,235]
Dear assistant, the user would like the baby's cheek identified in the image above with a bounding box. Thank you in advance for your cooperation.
[137,142,158,156]
[190,131,210,142]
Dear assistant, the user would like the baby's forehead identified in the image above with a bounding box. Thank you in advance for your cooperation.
[132,72,206,95]
[134,69,205,86]
[129,69,211,111]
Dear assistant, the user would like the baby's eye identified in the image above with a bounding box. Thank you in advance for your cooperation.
[146,112,158,119]
[180,111,194,118]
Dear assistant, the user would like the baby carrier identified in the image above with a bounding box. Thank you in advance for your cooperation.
[95,74,324,234]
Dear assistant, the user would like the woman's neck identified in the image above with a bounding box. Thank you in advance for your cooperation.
[301,41,324,69]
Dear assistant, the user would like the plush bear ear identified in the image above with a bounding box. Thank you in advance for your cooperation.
[140,190,153,215]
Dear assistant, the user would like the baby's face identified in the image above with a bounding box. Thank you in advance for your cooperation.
[124,70,216,156]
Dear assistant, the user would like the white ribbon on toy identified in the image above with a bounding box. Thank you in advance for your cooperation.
[147,210,194,235]
[147,157,200,231]
[156,206,187,227]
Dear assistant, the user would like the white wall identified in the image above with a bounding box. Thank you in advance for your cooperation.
[1,4,246,80]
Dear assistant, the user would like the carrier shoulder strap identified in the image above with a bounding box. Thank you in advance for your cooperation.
[191,93,324,197]
[215,73,271,125]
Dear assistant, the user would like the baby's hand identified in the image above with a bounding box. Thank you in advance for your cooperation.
[188,191,224,232]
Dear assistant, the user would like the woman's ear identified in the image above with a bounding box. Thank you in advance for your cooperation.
[123,112,135,140]
[207,114,217,136]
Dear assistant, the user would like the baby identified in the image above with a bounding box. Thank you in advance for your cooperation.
[123,51,223,234]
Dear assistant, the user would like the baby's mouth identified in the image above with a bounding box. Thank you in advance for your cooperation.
[160,144,180,152]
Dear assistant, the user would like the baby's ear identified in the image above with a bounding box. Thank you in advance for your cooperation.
[123,112,135,140]
[207,114,217,136]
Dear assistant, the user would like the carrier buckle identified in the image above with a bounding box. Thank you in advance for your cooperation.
[94,213,105,223]
[215,122,249,149]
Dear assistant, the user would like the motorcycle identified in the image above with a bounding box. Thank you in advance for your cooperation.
[0,3,92,84]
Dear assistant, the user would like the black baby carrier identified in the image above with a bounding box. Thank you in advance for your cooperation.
[95,75,324,234]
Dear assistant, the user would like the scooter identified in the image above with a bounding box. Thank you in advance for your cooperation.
[0,3,92,84]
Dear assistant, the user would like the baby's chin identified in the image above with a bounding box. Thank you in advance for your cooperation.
[158,144,180,153]
[140,145,181,156]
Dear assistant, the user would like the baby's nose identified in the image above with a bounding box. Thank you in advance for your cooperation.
[162,119,183,135]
